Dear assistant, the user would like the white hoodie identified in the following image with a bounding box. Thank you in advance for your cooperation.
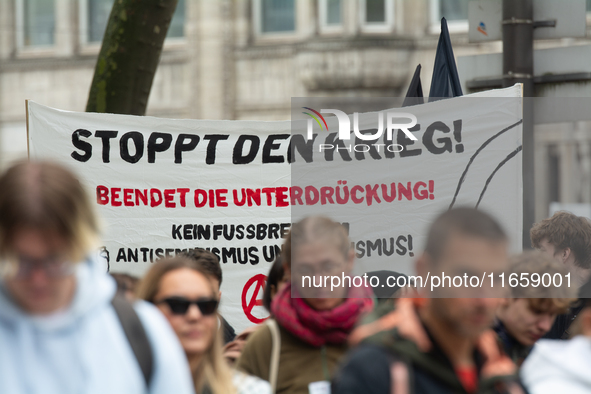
[521,336,591,394]
[0,256,195,394]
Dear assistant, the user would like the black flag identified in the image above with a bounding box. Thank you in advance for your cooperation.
[402,64,424,107]
[429,17,463,102]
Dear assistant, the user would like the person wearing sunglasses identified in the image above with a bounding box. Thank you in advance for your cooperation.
[0,161,194,394]
[137,255,271,394]
[177,248,237,345]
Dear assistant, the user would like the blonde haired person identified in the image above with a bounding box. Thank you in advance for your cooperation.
[0,161,193,394]
[237,216,374,394]
[137,255,271,394]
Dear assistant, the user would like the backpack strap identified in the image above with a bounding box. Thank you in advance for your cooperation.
[390,361,410,394]
[266,318,281,393]
[111,295,154,389]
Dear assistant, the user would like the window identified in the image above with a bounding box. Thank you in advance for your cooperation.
[326,0,342,25]
[359,0,394,33]
[430,0,468,33]
[167,0,185,38]
[260,0,295,33]
[365,0,385,23]
[82,0,184,45]
[319,0,343,33]
[87,0,113,43]
[17,0,55,47]
[439,0,468,22]
[548,145,560,203]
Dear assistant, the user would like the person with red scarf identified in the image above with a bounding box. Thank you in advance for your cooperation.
[236,216,374,394]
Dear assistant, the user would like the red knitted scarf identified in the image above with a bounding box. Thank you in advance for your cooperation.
[271,283,374,347]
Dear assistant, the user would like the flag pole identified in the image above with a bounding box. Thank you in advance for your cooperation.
[502,0,534,250]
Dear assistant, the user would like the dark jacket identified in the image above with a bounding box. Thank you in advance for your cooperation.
[333,301,525,394]
[493,320,531,366]
[544,277,591,339]
[543,302,583,340]
[221,315,236,344]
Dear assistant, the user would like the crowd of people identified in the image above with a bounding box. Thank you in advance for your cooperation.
[1,160,591,394]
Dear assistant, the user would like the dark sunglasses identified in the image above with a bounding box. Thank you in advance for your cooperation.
[156,296,218,316]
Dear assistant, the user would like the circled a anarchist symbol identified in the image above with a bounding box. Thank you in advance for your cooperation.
[242,274,268,324]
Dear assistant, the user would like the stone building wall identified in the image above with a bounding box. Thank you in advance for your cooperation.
[2,0,591,221]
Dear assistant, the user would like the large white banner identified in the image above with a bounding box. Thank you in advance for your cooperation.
[27,84,522,332]
[289,86,523,280]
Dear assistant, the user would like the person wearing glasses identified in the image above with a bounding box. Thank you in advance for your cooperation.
[137,255,271,394]
[177,248,237,345]
[0,161,194,394]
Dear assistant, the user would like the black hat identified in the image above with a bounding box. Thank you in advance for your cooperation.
[366,270,408,299]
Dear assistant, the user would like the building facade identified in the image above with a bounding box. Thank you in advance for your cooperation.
[1,0,591,222]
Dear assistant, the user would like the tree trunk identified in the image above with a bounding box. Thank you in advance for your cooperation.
[86,0,179,115]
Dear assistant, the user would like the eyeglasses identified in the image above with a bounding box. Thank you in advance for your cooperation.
[4,255,73,279]
[155,296,219,316]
